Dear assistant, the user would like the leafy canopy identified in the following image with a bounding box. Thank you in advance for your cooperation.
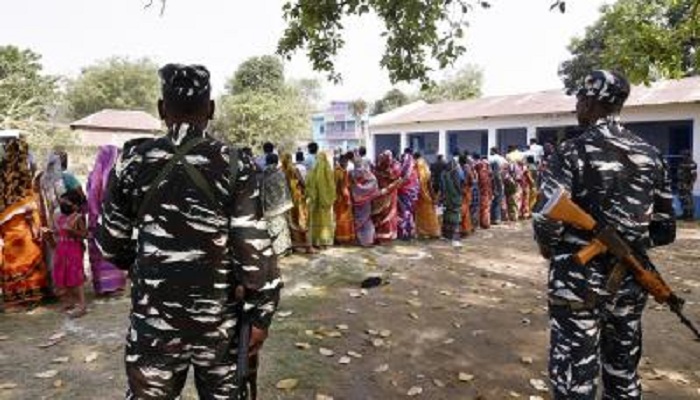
[0,45,57,125]
[65,57,160,119]
[372,88,410,115]
[420,64,482,103]
[214,55,315,150]
[560,0,700,90]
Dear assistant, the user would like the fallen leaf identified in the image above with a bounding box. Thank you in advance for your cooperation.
[52,357,70,364]
[374,364,389,373]
[277,310,293,318]
[409,312,419,320]
[53,379,63,388]
[519,308,534,315]
[276,379,298,390]
[379,330,392,338]
[508,391,520,398]
[452,322,462,328]
[407,299,422,307]
[345,308,358,315]
[85,352,99,363]
[338,356,351,365]
[407,386,423,396]
[49,332,66,342]
[305,330,315,336]
[520,356,534,365]
[372,338,385,348]
[0,383,18,390]
[366,329,379,336]
[529,397,544,400]
[458,372,475,382]
[653,369,690,385]
[295,342,311,350]
[0,336,9,341]
[433,379,446,388]
[325,331,343,338]
[529,378,548,392]
[347,351,363,359]
[410,290,419,296]
[336,324,349,331]
[315,395,334,400]
[440,290,452,296]
[443,338,455,345]
[319,348,335,357]
[521,318,532,326]
[37,341,59,349]
[35,370,59,379]
[472,330,485,337]
[349,291,362,298]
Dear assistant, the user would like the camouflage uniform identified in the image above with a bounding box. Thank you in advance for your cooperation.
[98,123,281,399]
[678,154,697,220]
[534,71,676,400]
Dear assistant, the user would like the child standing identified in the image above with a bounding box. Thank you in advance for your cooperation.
[52,191,88,318]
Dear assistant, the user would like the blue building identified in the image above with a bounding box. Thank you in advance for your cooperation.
[311,101,368,151]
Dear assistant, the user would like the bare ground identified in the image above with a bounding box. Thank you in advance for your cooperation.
[1,222,699,400]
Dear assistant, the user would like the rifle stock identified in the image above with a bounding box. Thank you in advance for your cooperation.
[541,188,700,341]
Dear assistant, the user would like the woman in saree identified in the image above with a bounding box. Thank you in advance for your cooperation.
[414,154,440,239]
[1,138,48,310]
[372,151,402,244]
[262,153,294,257]
[281,153,314,253]
[396,150,420,240]
[441,158,464,246]
[33,152,64,296]
[306,152,336,249]
[459,155,475,236]
[86,145,127,296]
[334,154,355,244]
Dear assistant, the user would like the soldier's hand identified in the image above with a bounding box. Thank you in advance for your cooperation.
[249,326,268,356]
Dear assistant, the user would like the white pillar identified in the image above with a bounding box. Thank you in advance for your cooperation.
[488,128,497,151]
[400,132,408,153]
[527,126,537,143]
[438,130,448,156]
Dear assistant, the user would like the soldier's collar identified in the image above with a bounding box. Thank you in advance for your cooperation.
[167,123,207,146]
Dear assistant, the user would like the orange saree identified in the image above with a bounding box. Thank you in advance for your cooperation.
[415,159,440,238]
[0,196,48,307]
[334,166,355,244]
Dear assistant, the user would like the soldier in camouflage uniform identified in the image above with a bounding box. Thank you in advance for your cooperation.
[533,70,676,399]
[678,150,697,220]
[98,64,281,399]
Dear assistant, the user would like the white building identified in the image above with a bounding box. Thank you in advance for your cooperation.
[369,76,700,215]
[70,109,161,148]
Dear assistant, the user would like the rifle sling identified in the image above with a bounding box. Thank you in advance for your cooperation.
[137,137,217,220]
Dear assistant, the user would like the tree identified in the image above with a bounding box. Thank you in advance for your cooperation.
[351,98,368,136]
[213,56,314,149]
[372,89,409,115]
[421,64,482,103]
[560,0,700,91]
[225,55,285,95]
[65,57,160,119]
[0,46,57,126]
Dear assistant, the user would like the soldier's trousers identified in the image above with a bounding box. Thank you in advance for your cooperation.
[125,323,239,400]
[549,291,647,400]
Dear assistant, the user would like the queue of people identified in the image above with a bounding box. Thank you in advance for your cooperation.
[0,140,126,315]
[258,140,550,255]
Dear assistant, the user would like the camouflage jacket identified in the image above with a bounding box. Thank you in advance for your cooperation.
[98,124,281,332]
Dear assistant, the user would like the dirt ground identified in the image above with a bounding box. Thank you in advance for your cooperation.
[1,222,699,400]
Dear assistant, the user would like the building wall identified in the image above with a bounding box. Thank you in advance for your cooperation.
[312,101,368,151]
[76,129,157,148]
[369,103,700,197]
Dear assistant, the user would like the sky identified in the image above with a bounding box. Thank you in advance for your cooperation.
[0,0,611,102]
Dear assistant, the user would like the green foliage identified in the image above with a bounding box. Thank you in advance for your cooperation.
[0,46,57,125]
[560,0,700,91]
[372,88,409,115]
[420,64,482,103]
[351,99,368,119]
[214,56,315,150]
[65,57,160,119]
[225,55,285,95]
[277,0,493,86]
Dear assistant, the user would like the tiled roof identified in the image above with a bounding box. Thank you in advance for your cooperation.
[372,76,700,127]
[70,109,162,133]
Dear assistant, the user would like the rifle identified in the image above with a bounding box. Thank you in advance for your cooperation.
[234,285,258,400]
[541,187,700,341]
